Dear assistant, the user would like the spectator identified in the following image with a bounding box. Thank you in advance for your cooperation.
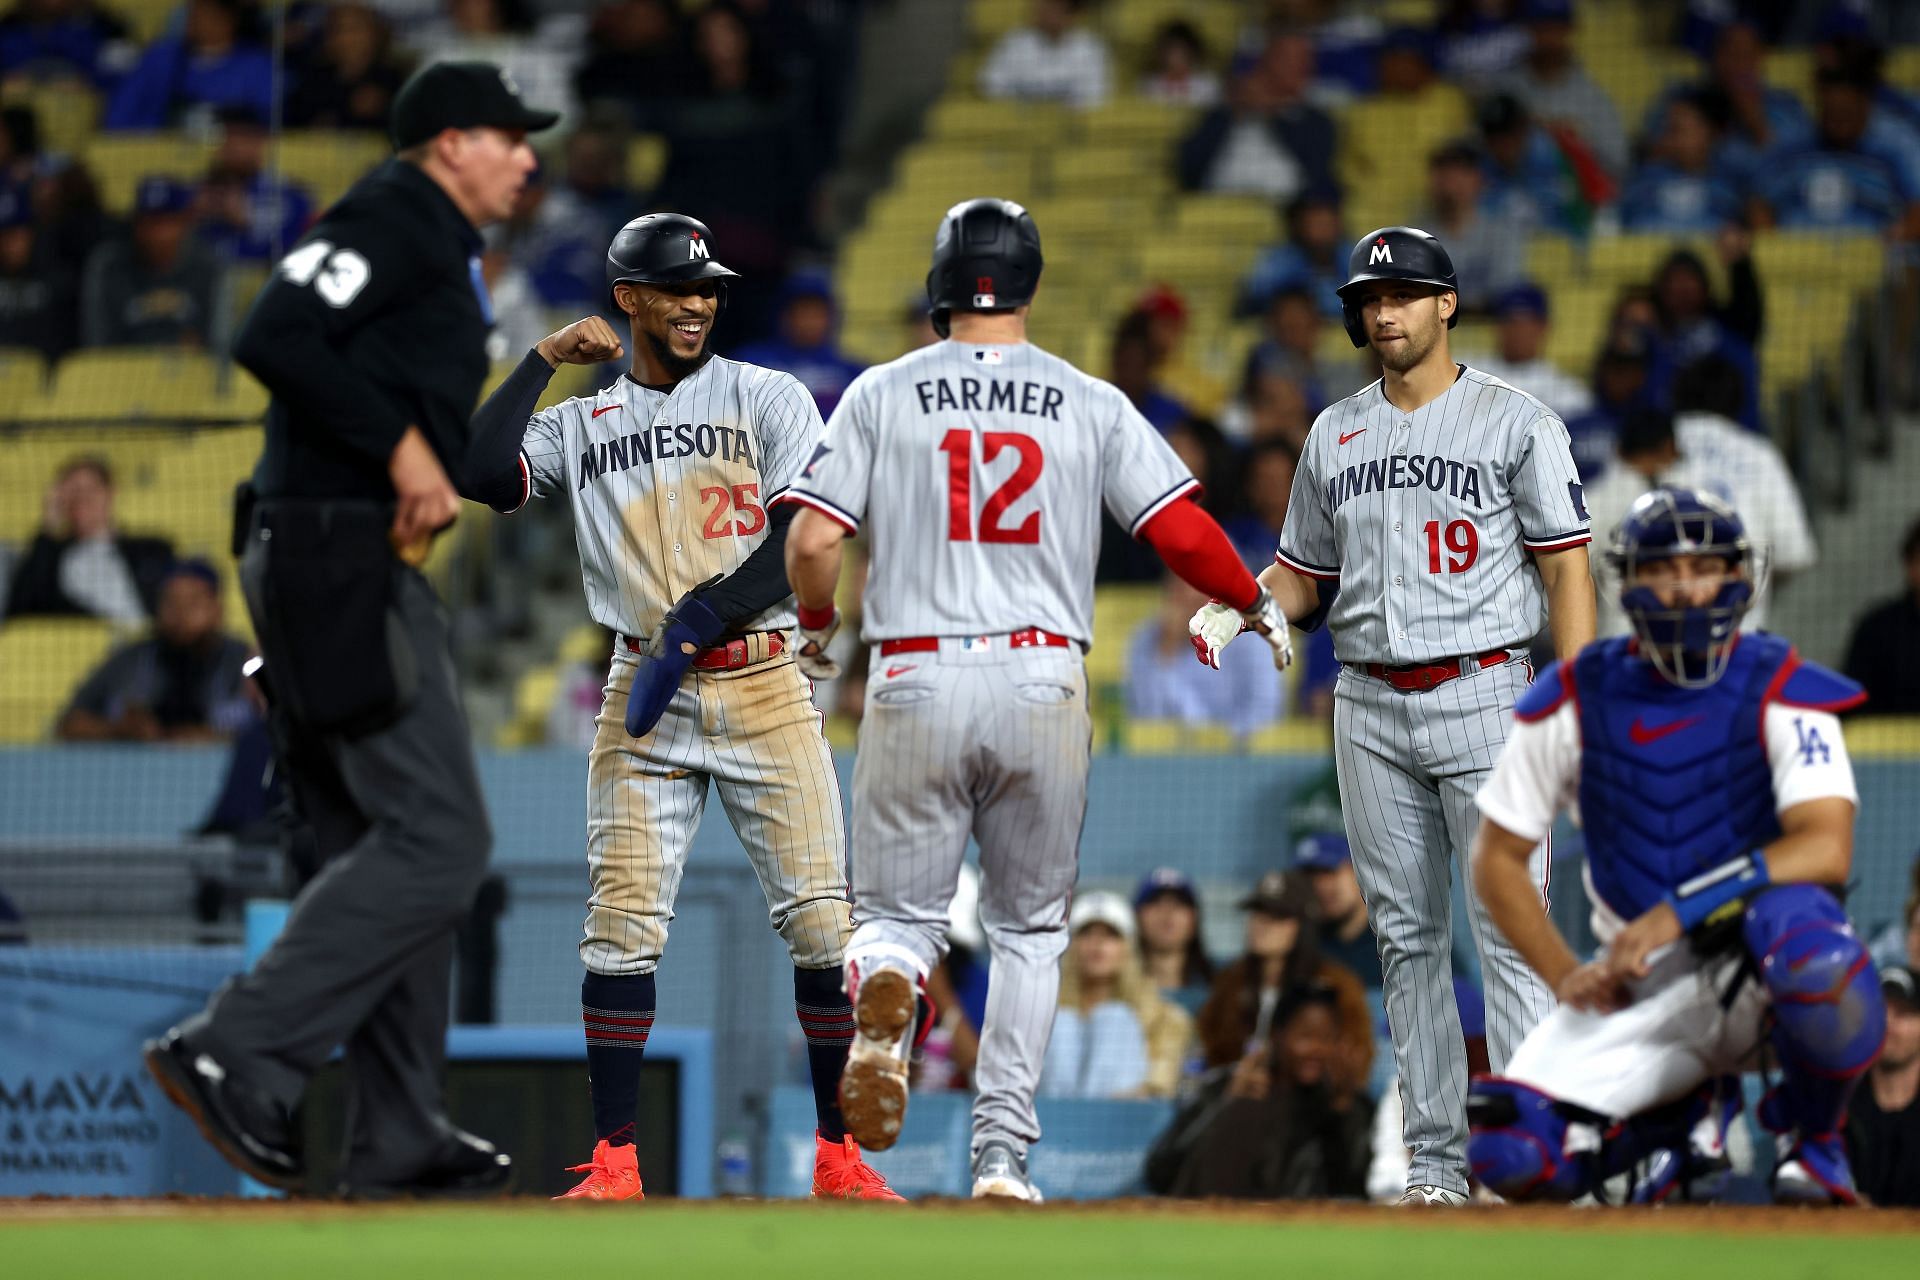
[1352,27,1471,176]
[284,2,411,131]
[55,559,253,742]
[1195,870,1373,1076]
[1844,965,1920,1208]
[104,0,273,130]
[1844,517,1920,714]
[1139,19,1219,109]
[1127,574,1286,738]
[1433,0,1528,80]
[1415,139,1527,315]
[1669,351,1815,577]
[1619,88,1748,233]
[409,0,578,128]
[0,0,134,89]
[1220,440,1297,565]
[1644,237,1763,430]
[1468,282,1591,418]
[516,121,633,310]
[195,107,315,263]
[1238,186,1346,319]
[5,454,173,622]
[1220,364,1311,451]
[1107,309,1189,434]
[977,0,1109,110]
[1656,20,1814,190]
[0,179,77,359]
[479,225,548,364]
[1241,285,1330,414]
[571,0,690,130]
[899,296,937,353]
[1148,981,1373,1199]
[1177,31,1336,199]
[1498,0,1627,179]
[80,175,227,348]
[1753,61,1920,237]
[1475,91,1582,234]
[1041,890,1192,1099]
[1292,832,1379,989]
[1130,282,1223,416]
[731,270,864,417]
[1562,340,1652,482]
[1,102,36,189]
[1134,868,1214,1017]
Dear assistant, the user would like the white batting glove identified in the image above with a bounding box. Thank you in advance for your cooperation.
[1241,585,1293,671]
[1187,600,1245,670]
[795,610,842,681]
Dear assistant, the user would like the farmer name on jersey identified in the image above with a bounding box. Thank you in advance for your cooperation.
[913,376,1065,421]
[1326,452,1484,512]
[578,421,756,491]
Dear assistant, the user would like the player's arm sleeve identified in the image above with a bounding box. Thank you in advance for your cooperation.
[774,370,878,532]
[1274,439,1340,582]
[463,347,560,513]
[1474,702,1581,843]
[230,217,426,466]
[1510,413,1594,552]
[1097,387,1202,536]
[1137,500,1259,610]
[1764,706,1859,812]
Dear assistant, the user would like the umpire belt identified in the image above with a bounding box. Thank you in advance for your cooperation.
[1361,647,1512,692]
[622,630,787,671]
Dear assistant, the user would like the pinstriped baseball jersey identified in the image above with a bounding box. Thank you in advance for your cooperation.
[517,356,824,638]
[1276,365,1592,665]
[782,339,1196,645]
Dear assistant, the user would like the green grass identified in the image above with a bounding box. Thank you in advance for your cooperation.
[2,1201,1915,1279]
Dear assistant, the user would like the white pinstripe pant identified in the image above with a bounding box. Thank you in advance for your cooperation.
[580,651,851,976]
[844,642,1092,1156]
[1333,656,1554,1194]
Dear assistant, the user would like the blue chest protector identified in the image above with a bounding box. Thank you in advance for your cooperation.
[1571,634,1791,923]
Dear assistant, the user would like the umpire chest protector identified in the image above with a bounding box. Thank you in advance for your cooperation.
[1570,635,1791,922]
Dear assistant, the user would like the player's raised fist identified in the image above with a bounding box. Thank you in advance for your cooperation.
[537,317,626,367]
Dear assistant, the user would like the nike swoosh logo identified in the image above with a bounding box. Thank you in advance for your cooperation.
[592,405,622,418]
[884,664,918,679]
[1338,429,1366,444]
[1629,715,1704,745]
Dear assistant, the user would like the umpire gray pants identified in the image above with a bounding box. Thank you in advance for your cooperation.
[188,556,492,1184]
[1332,655,1554,1195]
[843,641,1091,1157]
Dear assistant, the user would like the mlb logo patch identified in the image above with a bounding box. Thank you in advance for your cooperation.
[960,635,994,651]
[973,348,1003,364]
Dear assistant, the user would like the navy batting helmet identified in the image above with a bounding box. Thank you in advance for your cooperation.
[605,212,739,311]
[1335,226,1458,348]
[926,198,1043,338]
[1607,487,1760,688]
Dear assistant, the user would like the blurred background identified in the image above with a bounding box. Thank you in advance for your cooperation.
[2,0,1919,1202]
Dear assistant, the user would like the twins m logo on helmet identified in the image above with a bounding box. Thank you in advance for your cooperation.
[1369,239,1393,264]
[688,235,710,261]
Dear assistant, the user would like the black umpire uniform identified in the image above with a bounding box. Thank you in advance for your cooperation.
[144,63,557,1197]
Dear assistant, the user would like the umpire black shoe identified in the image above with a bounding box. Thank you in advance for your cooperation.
[340,1129,514,1201]
[142,1028,303,1191]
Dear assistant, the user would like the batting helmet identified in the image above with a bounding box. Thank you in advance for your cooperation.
[1334,226,1459,348]
[605,212,739,311]
[926,198,1043,338]
[1607,487,1760,688]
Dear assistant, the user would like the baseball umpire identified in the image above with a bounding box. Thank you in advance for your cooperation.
[1191,226,1596,1203]
[782,198,1289,1201]
[143,62,556,1197]
[464,212,900,1202]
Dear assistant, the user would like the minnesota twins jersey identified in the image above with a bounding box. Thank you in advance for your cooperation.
[782,339,1196,645]
[517,357,823,638]
[1276,366,1591,665]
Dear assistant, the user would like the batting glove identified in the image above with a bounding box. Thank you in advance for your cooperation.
[1241,585,1294,671]
[1187,600,1245,670]
[795,607,842,681]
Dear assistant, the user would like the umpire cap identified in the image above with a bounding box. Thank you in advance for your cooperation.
[605,212,740,310]
[1335,225,1459,348]
[926,198,1043,338]
[389,61,559,150]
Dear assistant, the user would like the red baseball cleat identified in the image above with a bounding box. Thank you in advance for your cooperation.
[554,1139,644,1201]
[811,1132,905,1201]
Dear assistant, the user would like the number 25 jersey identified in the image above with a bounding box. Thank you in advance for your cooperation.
[781,339,1196,646]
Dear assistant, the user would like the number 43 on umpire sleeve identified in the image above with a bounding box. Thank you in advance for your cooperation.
[278,239,373,309]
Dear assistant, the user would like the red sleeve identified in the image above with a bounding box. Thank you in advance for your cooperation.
[1137,498,1261,611]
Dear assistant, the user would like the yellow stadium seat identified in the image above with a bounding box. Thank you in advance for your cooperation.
[625,133,670,191]
[0,347,46,413]
[1047,145,1162,196]
[0,618,121,743]
[1753,231,1884,288]
[1246,721,1334,754]
[1023,194,1155,242]
[1889,48,1920,92]
[1120,719,1237,754]
[496,664,561,749]
[560,623,614,665]
[1339,87,1471,197]
[1086,583,1159,691]
[116,0,183,42]
[1843,717,1920,758]
[1136,240,1250,288]
[1102,0,1239,60]
[1583,234,1712,287]
[1587,48,1699,135]
[1,79,100,157]
[24,350,224,421]
[1171,195,1280,247]
[893,145,1041,208]
[1765,49,1816,112]
[271,132,389,210]
[85,134,218,213]
[924,98,1069,149]
[968,0,1028,43]
[1076,98,1199,150]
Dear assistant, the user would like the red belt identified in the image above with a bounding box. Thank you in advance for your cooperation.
[1361,648,1511,691]
[879,628,1072,657]
[622,630,786,671]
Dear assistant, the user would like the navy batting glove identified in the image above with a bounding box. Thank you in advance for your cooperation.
[625,588,727,738]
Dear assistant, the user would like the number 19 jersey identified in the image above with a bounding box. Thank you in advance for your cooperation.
[782,339,1196,646]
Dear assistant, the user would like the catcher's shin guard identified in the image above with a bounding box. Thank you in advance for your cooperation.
[1466,1077,1597,1202]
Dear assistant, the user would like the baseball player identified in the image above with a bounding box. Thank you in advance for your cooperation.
[466,213,898,1202]
[1191,226,1597,1204]
[779,198,1290,1201]
[1468,488,1882,1205]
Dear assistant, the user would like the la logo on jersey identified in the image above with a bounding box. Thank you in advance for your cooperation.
[1370,238,1393,264]
[688,234,710,260]
[1794,716,1831,765]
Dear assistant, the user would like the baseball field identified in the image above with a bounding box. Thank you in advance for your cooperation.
[4,1200,1917,1279]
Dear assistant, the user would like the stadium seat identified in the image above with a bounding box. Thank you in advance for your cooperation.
[270,132,389,209]
[1246,721,1335,754]
[1,79,100,157]
[1120,718,1237,754]
[1753,232,1884,289]
[1765,49,1816,111]
[85,133,218,213]
[497,663,561,749]
[1076,99,1199,150]
[625,133,670,191]
[116,0,184,42]
[23,350,224,421]
[924,98,1068,150]
[0,347,46,413]
[1087,584,1159,694]
[1170,196,1281,248]
[0,618,120,744]
[1102,0,1238,61]
[967,0,1027,43]
[1047,145,1165,197]
[1338,88,1471,203]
